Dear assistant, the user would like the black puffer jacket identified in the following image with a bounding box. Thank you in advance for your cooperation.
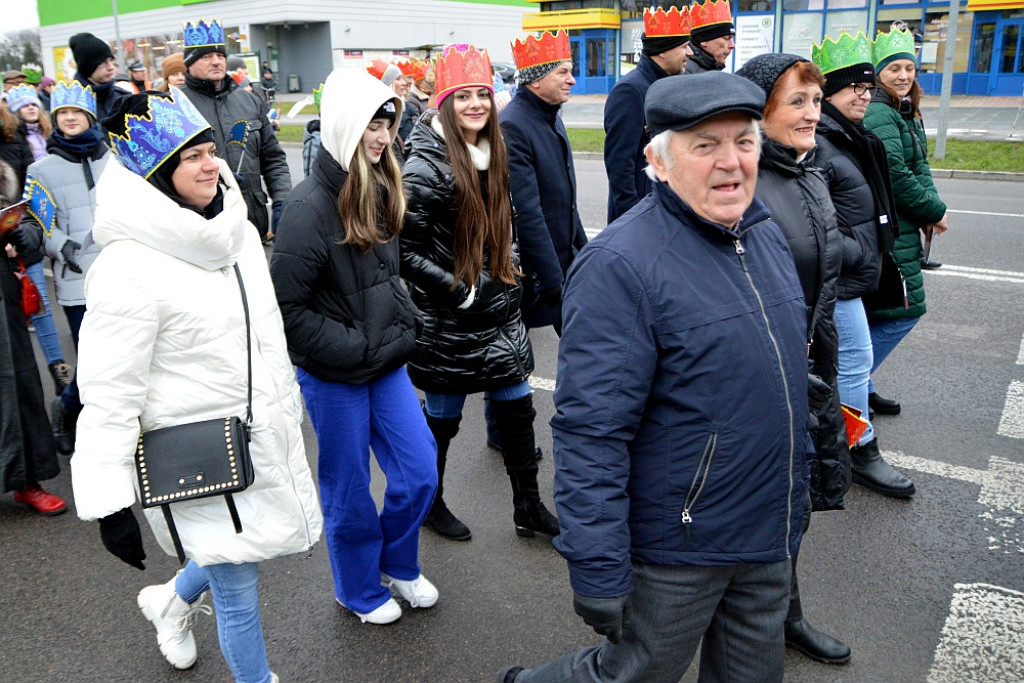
[815,110,895,300]
[400,114,533,395]
[755,137,849,511]
[270,148,421,385]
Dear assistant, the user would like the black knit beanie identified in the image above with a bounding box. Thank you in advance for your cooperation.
[735,52,805,99]
[70,33,114,80]
[691,22,735,46]
[642,35,691,57]
[184,44,227,68]
[822,62,874,97]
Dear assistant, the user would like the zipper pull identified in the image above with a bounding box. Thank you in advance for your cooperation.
[681,510,693,542]
[734,239,745,255]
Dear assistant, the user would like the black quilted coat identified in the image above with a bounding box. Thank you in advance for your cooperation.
[400,114,533,395]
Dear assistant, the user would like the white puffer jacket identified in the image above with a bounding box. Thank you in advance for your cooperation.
[71,159,322,566]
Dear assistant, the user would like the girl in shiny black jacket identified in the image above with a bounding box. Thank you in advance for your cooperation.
[400,44,558,543]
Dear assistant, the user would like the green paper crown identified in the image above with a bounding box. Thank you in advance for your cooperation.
[21,63,43,84]
[812,31,872,75]
[313,83,324,113]
[873,29,916,69]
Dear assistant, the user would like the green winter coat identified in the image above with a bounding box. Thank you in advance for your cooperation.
[863,89,946,320]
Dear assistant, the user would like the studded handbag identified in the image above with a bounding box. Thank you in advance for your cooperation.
[134,264,254,564]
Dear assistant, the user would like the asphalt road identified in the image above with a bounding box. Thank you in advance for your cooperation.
[2,151,1022,682]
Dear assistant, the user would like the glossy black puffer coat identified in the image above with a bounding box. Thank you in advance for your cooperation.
[400,114,533,395]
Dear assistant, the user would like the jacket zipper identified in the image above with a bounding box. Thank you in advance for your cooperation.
[681,432,718,542]
[733,236,796,559]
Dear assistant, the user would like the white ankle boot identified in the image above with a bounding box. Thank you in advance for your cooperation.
[381,572,439,609]
[137,577,212,669]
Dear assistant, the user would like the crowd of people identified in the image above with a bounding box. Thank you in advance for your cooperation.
[0,2,950,681]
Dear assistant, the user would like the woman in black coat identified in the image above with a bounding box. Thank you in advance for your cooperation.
[401,44,558,543]
[738,53,850,666]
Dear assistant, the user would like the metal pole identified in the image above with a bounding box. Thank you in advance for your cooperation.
[934,0,961,159]
[112,0,124,72]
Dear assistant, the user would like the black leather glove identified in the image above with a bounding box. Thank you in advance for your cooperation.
[7,224,43,254]
[98,507,146,570]
[573,592,631,644]
[807,373,832,415]
[61,240,83,274]
[271,201,283,234]
[535,283,563,309]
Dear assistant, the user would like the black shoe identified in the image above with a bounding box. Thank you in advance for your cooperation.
[499,666,525,683]
[920,257,942,270]
[51,397,77,455]
[785,619,851,665]
[423,499,472,541]
[513,501,560,538]
[850,438,915,498]
[868,392,901,416]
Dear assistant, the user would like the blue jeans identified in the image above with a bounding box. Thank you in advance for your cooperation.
[297,365,437,614]
[514,560,790,683]
[175,560,272,683]
[25,261,64,365]
[834,298,874,446]
[59,304,87,413]
[867,316,920,394]
[426,380,532,420]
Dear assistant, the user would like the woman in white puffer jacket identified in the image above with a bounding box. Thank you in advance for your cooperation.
[71,88,322,683]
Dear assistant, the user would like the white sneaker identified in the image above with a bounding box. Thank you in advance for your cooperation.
[338,596,402,625]
[381,572,439,609]
[137,578,212,669]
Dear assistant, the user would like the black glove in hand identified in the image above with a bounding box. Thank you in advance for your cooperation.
[61,240,83,274]
[806,373,832,414]
[573,592,631,644]
[7,225,43,254]
[99,507,146,570]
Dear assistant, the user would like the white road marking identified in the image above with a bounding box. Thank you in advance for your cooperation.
[947,209,1024,218]
[997,380,1024,440]
[928,583,1024,682]
[1017,334,1024,365]
[927,264,1024,285]
[529,376,557,393]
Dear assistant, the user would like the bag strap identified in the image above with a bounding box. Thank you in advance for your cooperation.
[232,264,253,436]
[161,505,187,565]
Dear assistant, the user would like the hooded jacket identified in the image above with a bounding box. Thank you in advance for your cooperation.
[685,43,724,74]
[863,88,946,320]
[400,113,534,395]
[71,159,322,566]
[270,70,421,385]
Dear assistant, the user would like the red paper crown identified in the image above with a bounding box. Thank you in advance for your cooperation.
[395,60,417,77]
[366,58,390,80]
[434,44,493,105]
[644,6,691,38]
[404,59,431,82]
[691,0,733,30]
[511,30,571,71]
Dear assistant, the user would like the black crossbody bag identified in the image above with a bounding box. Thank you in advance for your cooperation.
[134,264,255,564]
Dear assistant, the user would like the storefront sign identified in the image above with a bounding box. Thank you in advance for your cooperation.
[733,15,775,71]
[966,0,1024,10]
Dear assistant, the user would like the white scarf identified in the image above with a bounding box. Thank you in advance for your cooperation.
[431,116,490,171]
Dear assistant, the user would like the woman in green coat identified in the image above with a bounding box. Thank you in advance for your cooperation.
[862,28,948,418]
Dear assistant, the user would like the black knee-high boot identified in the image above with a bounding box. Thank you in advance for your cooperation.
[490,395,560,538]
[423,413,471,541]
[785,548,851,664]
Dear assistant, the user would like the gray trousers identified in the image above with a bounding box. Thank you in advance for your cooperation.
[515,560,791,683]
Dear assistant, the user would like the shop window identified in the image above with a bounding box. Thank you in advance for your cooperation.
[782,12,824,57]
[1001,25,1020,73]
[876,10,923,43]
[827,0,866,8]
[587,38,607,77]
[826,10,869,38]
[738,0,775,11]
[785,0,825,10]
[971,22,994,72]
[921,9,973,73]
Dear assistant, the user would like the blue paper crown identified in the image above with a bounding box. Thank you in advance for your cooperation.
[6,84,40,106]
[107,86,212,179]
[184,18,225,49]
[50,81,97,118]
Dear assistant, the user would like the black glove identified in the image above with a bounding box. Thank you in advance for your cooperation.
[535,283,563,309]
[98,507,146,570]
[806,373,832,415]
[573,592,631,644]
[271,201,283,234]
[7,224,43,254]
[61,240,83,274]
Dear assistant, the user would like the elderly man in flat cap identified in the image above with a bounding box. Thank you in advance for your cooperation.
[501,71,811,683]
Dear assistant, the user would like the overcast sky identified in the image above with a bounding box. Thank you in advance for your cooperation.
[5,0,40,32]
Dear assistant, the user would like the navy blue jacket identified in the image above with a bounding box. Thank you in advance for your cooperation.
[603,56,671,224]
[551,182,810,598]
[500,87,588,329]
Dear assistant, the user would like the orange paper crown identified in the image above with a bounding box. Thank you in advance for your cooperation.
[395,60,419,78]
[434,44,494,107]
[691,0,733,30]
[644,6,691,38]
[511,30,571,71]
[366,58,390,80]
[404,59,431,82]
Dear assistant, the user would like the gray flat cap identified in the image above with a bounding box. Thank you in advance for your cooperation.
[645,71,765,137]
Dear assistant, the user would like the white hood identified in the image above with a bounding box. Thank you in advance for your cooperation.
[319,68,403,171]
[93,158,248,271]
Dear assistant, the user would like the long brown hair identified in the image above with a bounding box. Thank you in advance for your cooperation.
[336,126,405,251]
[876,64,923,119]
[436,92,516,288]
[16,101,52,137]
[1,102,20,142]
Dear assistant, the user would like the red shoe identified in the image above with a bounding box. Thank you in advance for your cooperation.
[14,486,67,516]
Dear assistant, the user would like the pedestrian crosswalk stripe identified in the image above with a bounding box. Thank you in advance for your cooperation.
[928,583,1024,682]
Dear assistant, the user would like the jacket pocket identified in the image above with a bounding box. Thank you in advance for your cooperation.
[680,431,718,542]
